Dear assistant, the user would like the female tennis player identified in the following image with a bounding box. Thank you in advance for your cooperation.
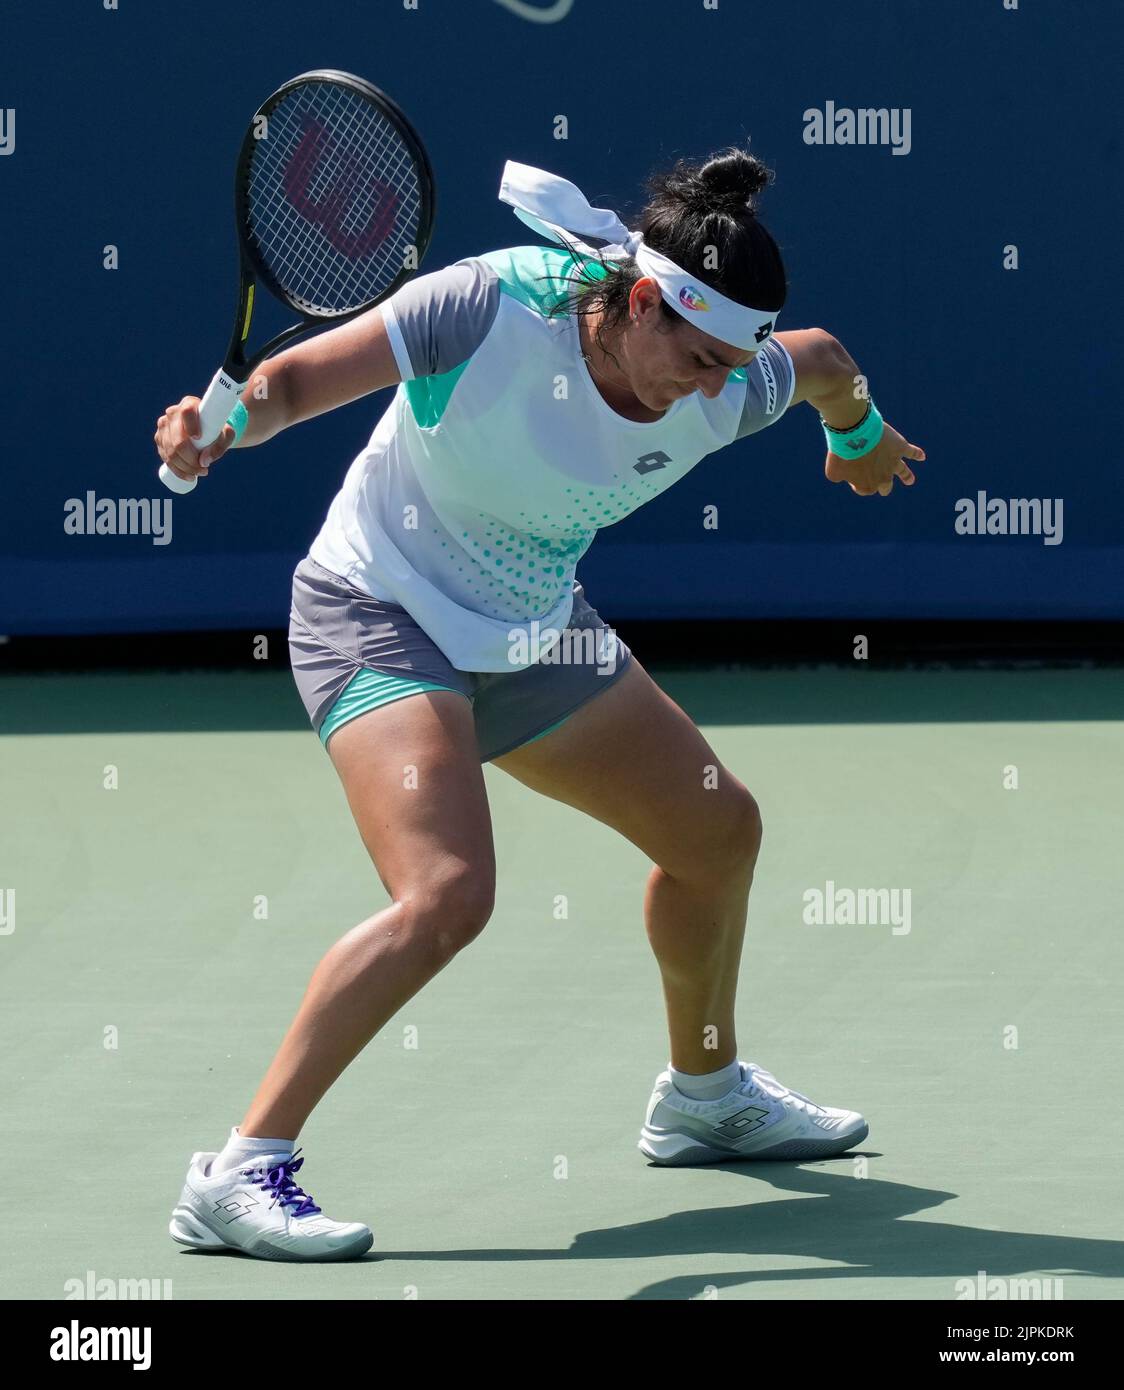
[156,148,924,1261]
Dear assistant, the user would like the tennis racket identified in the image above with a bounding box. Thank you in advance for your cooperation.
[159,69,435,494]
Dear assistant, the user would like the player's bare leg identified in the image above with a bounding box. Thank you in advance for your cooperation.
[495,659,758,1072]
[240,689,496,1140]
[495,659,867,1163]
[170,690,496,1261]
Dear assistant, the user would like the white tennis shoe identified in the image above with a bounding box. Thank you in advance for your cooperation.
[639,1060,868,1165]
[169,1149,373,1262]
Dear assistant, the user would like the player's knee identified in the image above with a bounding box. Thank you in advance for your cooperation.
[402,867,496,963]
[690,785,763,883]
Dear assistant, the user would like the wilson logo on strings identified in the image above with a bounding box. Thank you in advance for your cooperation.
[283,117,399,258]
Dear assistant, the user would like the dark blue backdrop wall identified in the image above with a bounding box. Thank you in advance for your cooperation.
[1,0,1120,634]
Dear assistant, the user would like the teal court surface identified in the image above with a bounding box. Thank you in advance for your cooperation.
[1,662,1122,1300]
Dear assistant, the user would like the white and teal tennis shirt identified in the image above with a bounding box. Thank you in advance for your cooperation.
[309,246,795,672]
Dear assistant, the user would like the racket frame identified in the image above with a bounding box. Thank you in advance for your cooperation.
[224,69,436,377]
[160,69,435,494]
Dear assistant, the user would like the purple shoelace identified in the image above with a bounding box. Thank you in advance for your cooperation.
[240,1150,322,1219]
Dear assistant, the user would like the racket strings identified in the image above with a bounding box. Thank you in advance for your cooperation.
[246,81,424,316]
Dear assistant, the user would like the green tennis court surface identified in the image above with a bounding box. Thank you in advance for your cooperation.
[2,664,1122,1300]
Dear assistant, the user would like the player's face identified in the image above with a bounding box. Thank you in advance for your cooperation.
[629,310,758,411]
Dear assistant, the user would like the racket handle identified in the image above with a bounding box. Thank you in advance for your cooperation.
[158,463,197,495]
[158,369,245,495]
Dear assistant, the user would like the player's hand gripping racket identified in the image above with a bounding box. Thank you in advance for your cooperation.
[159,70,435,493]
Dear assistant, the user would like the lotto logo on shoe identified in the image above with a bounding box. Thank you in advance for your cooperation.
[212,1194,261,1224]
[712,1104,770,1140]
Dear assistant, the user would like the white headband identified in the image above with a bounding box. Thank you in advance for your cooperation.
[498,160,778,352]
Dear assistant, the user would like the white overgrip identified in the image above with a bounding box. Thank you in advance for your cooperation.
[158,368,246,495]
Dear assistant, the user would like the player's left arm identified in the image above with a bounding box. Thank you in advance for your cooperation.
[774,328,926,497]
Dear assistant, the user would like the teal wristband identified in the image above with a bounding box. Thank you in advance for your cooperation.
[822,399,883,458]
[226,398,249,445]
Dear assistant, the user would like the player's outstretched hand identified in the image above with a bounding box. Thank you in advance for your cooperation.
[154,396,236,486]
[825,421,925,497]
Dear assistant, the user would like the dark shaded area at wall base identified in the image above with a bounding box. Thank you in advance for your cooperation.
[0,620,1120,674]
[615,618,1124,670]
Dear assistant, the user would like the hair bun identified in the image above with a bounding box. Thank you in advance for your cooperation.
[644,147,773,223]
[695,148,770,213]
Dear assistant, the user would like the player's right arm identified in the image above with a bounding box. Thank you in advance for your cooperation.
[153,306,402,486]
[155,258,495,485]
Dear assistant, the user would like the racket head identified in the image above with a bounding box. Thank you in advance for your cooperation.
[233,70,436,329]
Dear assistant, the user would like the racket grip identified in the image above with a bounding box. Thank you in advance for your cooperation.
[158,369,245,495]
[158,463,198,495]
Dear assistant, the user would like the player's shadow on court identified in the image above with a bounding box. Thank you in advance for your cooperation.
[599,1161,1124,1299]
[390,1160,1124,1296]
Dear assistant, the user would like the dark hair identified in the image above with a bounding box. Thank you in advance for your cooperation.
[546,146,787,365]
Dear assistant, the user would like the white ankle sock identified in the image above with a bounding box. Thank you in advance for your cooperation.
[669,1059,742,1102]
[210,1126,295,1176]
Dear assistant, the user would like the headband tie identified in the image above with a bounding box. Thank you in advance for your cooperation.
[498,160,778,352]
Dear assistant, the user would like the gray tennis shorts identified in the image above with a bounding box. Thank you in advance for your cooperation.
[288,556,633,762]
